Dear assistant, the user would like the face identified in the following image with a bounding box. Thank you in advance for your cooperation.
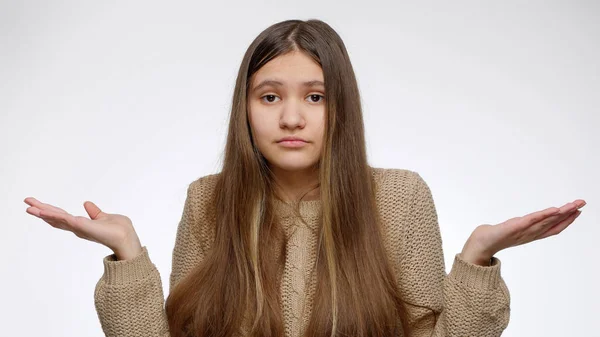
[247,50,326,174]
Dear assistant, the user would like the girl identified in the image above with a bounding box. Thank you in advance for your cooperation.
[24,19,585,337]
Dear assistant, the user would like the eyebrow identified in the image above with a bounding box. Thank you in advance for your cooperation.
[251,79,325,92]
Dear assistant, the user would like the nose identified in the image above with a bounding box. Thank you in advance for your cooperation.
[279,99,306,130]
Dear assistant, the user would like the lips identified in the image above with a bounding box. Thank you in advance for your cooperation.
[277,136,307,143]
[277,139,307,148]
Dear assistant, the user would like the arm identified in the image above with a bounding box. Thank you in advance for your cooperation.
[389,170,510,336]
[93,245,170,337]
[93,179,208,337]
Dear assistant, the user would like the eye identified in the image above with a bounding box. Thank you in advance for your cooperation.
[259,93,325,104]
[260,94,280,103]
[307,94,325,103]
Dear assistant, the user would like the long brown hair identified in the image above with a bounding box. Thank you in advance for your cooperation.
[165,19,412,337]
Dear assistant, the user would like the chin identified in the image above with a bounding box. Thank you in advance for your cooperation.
[267,156,319,173]
[274,162,316,172]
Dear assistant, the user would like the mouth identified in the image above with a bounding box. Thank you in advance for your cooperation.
[277,136,308,143]
[277,139,308,148]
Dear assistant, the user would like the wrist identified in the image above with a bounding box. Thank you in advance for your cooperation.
[460,250,492,266]
[114,244,143,261]
[461,242,494,266]
[113,234,143,261]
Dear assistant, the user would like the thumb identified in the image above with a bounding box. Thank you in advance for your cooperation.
[84,201,105,220]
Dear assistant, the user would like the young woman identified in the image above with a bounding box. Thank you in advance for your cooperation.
[24,19,585,337]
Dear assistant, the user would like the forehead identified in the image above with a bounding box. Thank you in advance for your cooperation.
[251,51,324,88]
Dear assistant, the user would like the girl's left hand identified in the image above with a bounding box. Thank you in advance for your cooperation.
[460,199,587,266]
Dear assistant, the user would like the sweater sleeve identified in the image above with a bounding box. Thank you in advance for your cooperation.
[394,170,510,336]
[93,180,208,337]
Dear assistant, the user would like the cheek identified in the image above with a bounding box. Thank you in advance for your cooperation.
[248,108,273,146]
[312,110,326,145]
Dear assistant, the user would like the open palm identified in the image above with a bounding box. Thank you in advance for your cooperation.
[24,197,140,255]
[461,199,586,265]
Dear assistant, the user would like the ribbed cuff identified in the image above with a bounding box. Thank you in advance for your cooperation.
[101,246,156,285]
[448,253,502,290]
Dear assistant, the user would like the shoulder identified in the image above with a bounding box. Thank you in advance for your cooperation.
[177,173,222,247]
[370,166,430,200]
[370,168,442,261]
[370,167,436,230]
[183,172,222,223]
[370,168,440,272]
[188,172,221,196]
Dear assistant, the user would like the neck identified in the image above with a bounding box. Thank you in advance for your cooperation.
[270,165,320,202]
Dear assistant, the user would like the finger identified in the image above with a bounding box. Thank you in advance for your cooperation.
[517,207,561,230]
[39,211,95,241]
[527,207,577,234]
[38,209,78,232]
[83,201,105,220]
[557,200,586,215]
[23,197,68,214]
[538,210,581,239]
[26,205,63,220]
[25,206,43,217]
[25,206,63,221]
[507,203,577,241]
[527,202,579,230]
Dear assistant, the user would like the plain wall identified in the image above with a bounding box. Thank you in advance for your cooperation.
[2,0,598,336]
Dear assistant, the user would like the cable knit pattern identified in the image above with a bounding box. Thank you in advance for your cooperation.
[273,199,321,336]
[94,168,510,337]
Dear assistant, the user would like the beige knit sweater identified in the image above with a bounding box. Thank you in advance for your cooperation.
[94,168,510,337]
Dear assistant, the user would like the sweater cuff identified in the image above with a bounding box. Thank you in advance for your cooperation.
[448,253,502,290]
[101,246,156,285]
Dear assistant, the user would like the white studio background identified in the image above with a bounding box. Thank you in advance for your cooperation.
[2,1,598,336]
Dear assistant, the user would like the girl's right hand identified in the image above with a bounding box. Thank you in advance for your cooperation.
[24,197,142,260]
